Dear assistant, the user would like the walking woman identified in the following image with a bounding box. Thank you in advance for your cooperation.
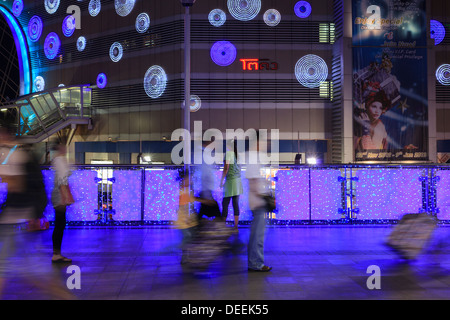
[51,143,73,263]
[220,139,243,230]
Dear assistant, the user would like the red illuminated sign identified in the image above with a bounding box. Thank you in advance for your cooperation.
[240,58,278,71]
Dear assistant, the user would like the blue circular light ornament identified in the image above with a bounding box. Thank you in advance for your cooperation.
[264,9,281,27]
[136,13,150,33]
[436,64,450,86]
[34,76,45,92]
[109,42,123,62]
[89,0,101,17]
[115,0,135,17]
[45,0,60,14]
[62,15,76,37]
[295,54,328,88]
[210,41,237,67]
[430,20,445,46]
[294,1,312,19]
[144,65,167,99]
[28,16,43,42]
[44,32,61,60]
[77,36,86,51]
[12,0,23,17]
[97,73,107,89]
[227,0,261,21]
[208,9,226,27]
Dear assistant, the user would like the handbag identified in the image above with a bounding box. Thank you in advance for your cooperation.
[262,192,276,212]
[60,184,75,205]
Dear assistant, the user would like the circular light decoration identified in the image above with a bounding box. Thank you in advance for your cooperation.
[45,0,60,14]
[143,65,167,99]
[227,0,261,22]
[44,32,61,60]
[430,20,445,46]
[109,42,123,62]
[12,0,23,17]
[62,15,76,37]
[89,0,101,17]
[189,95,201,112]
[436,64,450,86]
[34,76,45,92]
[264,9,281,27]
[77,36,86,51]
[97,73,107,89]
[208,9,226,27]
[210,41,237,67]
[115,0,135,17]
[28,16,43,42]
[294,1,312,19]
[183,95,202,112]
[58,84,65,87]
[295,54,328,88]
[136,13,150,33]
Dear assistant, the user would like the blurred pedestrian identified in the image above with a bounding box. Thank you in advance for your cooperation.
[220,139,243,230]
[50,143,73,263]
[246,132,272,272]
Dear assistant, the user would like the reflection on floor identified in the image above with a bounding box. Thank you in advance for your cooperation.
[1,225,449,300]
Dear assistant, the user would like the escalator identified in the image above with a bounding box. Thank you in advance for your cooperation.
[0,85,93,143]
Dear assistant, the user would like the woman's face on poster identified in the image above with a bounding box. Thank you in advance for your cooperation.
[367,101,383,122]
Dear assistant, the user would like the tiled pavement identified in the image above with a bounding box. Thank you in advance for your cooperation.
[1,225,449,300]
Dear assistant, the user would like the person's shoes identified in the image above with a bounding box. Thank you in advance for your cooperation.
[248,265,272,272]
[52,254,72,263]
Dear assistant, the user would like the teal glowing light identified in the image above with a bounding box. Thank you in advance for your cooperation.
[0,4,32,95]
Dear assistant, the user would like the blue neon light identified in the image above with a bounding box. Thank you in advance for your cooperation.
[294,1,312,19]
[12,0,23,17]
[430,20,445,46]
[0,4,32,95]
[44,32,61,60]
[210,41,237,66]
[97,73,107,88]
[28,15,43,42]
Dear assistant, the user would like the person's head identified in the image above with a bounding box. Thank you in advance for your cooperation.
[365,90,391,122]
[0,126,16,144]
[51,142,66,155]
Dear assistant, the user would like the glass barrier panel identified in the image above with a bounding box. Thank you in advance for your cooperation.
[112,169,142,221]
[353,167,424,220]
[310,167,343,220]
[435,168,450,220]
[274,168,310,220]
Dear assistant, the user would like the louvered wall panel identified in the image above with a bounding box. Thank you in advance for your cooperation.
[90,78,332,108]
[436,81,450,103]
[331,0,344,163]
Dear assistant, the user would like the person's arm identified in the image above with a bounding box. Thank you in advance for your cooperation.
[220,162,229,188]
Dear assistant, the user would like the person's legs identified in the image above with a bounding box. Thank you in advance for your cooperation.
[52,206,71,262]
[222,197,231,222]
[232,195,240,228]
[248,209,269,271]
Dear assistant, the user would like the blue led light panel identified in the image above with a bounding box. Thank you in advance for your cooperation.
[354,168,423,220]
